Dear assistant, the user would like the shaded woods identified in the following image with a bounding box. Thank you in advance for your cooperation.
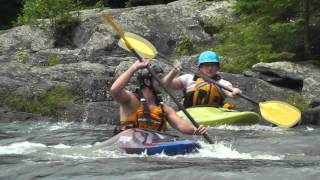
[0,0,176,30]
[216,0,320,73]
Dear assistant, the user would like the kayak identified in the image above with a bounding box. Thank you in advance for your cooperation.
[99,128,200,156]
[171,107,260,127]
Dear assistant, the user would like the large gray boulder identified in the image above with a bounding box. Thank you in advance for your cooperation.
[0,26,54,58]
[250,61,320,100]
[73,0,235,59]
[0,0,318,126]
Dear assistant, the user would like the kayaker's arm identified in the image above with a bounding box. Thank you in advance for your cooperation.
[162,61,184,90]
[223,85,242,99]
[164,105,207,135]
[111,59,150,105]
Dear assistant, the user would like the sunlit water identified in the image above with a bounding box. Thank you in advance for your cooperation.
[0,120,319,180]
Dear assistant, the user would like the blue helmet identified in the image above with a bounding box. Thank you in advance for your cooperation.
[198,51,219,67]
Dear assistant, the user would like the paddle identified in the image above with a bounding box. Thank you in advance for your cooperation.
[101,13,214,144]
[117,32,302,128]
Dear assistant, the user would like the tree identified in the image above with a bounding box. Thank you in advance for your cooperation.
[303,0,311,57]
[18,0,80,47]
[0,0,22,30]
[216,0,320,73]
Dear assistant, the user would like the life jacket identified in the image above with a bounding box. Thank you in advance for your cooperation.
[119,89,166,132]
[183,75,225,108]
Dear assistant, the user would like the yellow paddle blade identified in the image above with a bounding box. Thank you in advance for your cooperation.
[101,13,133,50]
[102,13,125,37]
[259,101,301,128]
[118,32,157,58]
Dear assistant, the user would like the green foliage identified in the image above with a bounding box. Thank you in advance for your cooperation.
[215,0,308,73]
[233,0,301,19]
[287,94,310,112]
[95,0,105,8]
[15,48,30,63]
[268,19,304,51]
[175,36,194,56]
[300,59,320,67]
[126,0,176,7]
[18,0,78,25]
[0,0,22,30]
[0,86,75,116]
[104,0,176,8]
[311,60,320,67]
[48,54,62,66]
[196,0,208,3]
[2,0,177,29]
[125,0,163,7]
[216,20,295,73]
[76,0,104,9]
[17,0,79,45]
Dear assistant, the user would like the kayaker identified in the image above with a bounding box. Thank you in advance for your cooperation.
[110,58,207,135]
[163,50,241,108]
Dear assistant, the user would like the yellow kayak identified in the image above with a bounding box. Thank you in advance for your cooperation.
[169,107,260,127]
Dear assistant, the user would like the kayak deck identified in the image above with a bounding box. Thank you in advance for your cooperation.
[101,128,200,156]
[125,139,200,155]
[174,107,260,127]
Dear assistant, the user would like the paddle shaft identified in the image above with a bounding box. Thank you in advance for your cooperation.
[131,49,214,144]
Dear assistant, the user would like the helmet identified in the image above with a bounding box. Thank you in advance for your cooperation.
[198,51,219,67]
[150,64,164,74]
[137,64,164,84]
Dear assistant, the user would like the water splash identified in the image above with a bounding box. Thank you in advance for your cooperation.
[0,140,285,160]
[81,103,89,124]
[306,126,314,131]
[47,122,73,131]
[186,141,284,160]
[0,141,46,155]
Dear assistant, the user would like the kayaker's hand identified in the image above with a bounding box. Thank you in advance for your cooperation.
[193,125,207,135]
[131,58,150,71]
[173,60,182,72]
[232,88,242,98]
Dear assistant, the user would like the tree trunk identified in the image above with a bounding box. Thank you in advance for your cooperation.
[303,0,311,58]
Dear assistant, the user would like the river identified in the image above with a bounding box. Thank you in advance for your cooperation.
[0,119,319,180]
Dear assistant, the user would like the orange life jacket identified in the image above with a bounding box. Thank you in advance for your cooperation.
[120,100,166,131]
[184,76,225,108]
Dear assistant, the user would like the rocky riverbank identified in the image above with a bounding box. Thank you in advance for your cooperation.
[0,0,319,125]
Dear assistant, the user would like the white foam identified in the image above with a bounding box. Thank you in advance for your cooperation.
[154,141,284,160]
[0,141,46,155]
[43,145,133,160]
[92,139,285,160]
[47,122,73,131]
[49,144,72,149]
[0,139,284,160]
[306,126,314,131]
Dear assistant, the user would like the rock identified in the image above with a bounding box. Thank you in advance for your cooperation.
[300,106,320,125]
[0,107,44,121]
[0,0,319,125]
[310,99,320,108]
[198,1,237,35]
[220,72,301,113]
[251,61,320,99]
[29,48,80,65]
[85,101,119,124]
[54,101,119,124]
[0,26,54,57]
